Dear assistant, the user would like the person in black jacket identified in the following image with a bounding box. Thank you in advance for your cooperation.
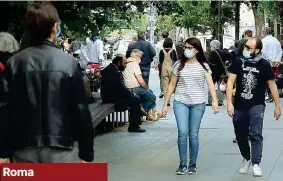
[0,32,20,163]
[207,40,232,106]
[0,2,94,164]
[126,31,156,86]
[101,55,146,133]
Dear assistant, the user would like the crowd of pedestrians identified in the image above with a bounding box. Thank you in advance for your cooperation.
[0,1,282,179]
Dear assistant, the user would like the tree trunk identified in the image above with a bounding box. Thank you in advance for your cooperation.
[235,1,240,40]
[251,2,265,37]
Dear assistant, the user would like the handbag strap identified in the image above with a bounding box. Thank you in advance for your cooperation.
[214,50,227,72]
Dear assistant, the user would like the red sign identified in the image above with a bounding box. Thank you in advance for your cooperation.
[0,163,107,181]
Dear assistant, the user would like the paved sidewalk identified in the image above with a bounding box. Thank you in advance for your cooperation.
[93,69,283,181]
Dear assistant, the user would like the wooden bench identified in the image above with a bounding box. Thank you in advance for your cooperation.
[88,92,129,134]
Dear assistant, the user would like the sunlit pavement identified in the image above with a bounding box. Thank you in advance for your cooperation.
[82,68,283,181]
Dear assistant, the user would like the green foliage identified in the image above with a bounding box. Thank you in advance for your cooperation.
[156,15,176,35]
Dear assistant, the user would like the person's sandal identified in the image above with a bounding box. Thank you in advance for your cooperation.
[141,107,147,116]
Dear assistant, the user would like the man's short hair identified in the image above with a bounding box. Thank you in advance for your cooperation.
[112,54,124,65]
[130,49,143,58]
[25,2,60,44]
[262,27,271,35]
[244,29,253,37]
[137,31,145,40]
[248,38,263,51]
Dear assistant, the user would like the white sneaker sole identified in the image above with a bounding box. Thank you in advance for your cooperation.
[253,172,262,177]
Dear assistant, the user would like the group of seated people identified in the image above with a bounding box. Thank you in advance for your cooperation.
[100,49,162,133]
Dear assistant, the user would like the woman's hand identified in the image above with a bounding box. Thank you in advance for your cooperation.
[212,101,219,114]
[162,106,168,118]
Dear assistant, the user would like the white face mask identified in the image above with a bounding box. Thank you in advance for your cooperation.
[137,58,141,64]
[219,83,226,92]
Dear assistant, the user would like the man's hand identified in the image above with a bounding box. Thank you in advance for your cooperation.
[79,160,91,163]
[272,61,278,67]
[227,102,234,118]
[154,63,158,71]
[274,107,281,120]
[0,158,10,164]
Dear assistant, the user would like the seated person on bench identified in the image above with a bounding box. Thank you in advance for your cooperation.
[122,49,162,121]
[101,55,146,133]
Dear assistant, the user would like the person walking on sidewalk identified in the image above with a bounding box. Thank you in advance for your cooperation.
[0,2,94,164]
[126,31,156,87]
[154,31,176,98]
[207,40,232,106]
[226,38,281,177]
[261,27,283,103]
[162,37,219,175]
[159,38,178,106]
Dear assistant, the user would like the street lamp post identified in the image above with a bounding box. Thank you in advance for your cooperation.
[144,3,157,44]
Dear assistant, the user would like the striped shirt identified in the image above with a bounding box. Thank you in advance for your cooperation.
[172,61,212,105]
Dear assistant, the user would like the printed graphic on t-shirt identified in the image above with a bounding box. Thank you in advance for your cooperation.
[241,66,259,100]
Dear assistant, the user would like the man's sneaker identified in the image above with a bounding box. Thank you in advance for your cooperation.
[188,168,197,175]
[159,93,164,98]
[175,165,187,175]
[233,138,238,143]
[239,159,251,174]
[252,164,262,177]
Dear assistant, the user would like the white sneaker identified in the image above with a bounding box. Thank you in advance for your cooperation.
[239,159,251,174]
[252,164,262,177]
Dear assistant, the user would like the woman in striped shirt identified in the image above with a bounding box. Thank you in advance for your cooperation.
[162,37,219,175]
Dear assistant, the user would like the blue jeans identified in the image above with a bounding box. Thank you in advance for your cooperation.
[133,87,156,111]
[140,66,151,86]
[173,100,206,169]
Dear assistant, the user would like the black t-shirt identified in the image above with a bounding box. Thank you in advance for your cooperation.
[229,58,275,110]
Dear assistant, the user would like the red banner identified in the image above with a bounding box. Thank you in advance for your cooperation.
[0,163,107,181]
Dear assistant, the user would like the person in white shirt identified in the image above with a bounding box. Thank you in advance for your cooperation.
[84,34,104,64]
[261,27,283,102]
[123,49,162,121]
[154,31,176,98]
[261,27,282,67]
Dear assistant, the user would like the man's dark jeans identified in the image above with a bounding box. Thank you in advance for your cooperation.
[140,66,151,86]
[115,96,141,130]
[233,104,265,165]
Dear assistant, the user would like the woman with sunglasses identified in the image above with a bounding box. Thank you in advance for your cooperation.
[162,37,219,175]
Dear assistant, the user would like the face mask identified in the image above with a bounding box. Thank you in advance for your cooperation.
[243,50,251,59]
[184,49,195,59]
[137,57,141,64]
[56,24,61,39]
[219,83,226,92]
[118,65,126,72]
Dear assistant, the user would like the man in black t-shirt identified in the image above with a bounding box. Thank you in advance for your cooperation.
[226,38,281,177]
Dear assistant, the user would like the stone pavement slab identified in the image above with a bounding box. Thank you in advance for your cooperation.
[91,69,283,181]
